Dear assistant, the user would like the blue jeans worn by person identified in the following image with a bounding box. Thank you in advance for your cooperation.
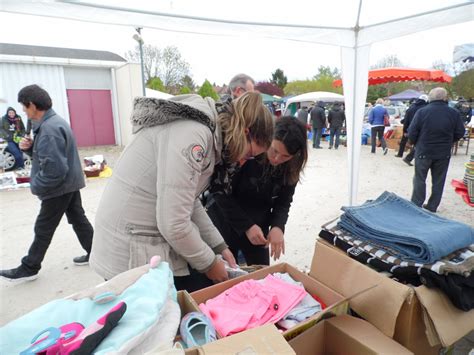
[312,128,323,148]
[21,191,93,273]
[338,191,473,264]
[330,127,341,148]
[411,157,450,212]
[370,126,386,153]
[7,141,24,169]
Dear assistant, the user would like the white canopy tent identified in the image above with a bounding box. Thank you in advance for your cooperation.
[2,0,472,205]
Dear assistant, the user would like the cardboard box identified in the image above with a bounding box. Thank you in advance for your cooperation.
[288,314,413,355]
[385,138,400,150]
[312,241,474,354]
[185,324,295,355]
[391,125,404,139]
[191,262,351,340]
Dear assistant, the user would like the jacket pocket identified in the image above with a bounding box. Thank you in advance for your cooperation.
[128,226,187,272]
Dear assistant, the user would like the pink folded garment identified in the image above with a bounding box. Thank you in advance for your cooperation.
[199,274,306,336]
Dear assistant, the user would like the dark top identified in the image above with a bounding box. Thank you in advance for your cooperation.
[207,156,296,237]
[328,107,346,128]
[28,109,85,200]
[310,104,326,129]
[408,101,465,160]
[402,99,427,133]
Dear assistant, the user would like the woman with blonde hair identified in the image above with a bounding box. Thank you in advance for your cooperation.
[90,92,273,291]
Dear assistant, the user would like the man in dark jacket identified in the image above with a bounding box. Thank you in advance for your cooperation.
[408,87,465,213]
[327,102,345,149]
[310,101,326,149]
[0,85,94,283]
[396,94,428,164]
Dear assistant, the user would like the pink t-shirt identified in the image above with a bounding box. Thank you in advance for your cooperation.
[199,274,306,336]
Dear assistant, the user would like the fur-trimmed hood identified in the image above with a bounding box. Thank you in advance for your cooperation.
[131,94,217,134]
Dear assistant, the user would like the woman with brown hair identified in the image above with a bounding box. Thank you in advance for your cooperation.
[90,92,273,292]
[206,116,308,265]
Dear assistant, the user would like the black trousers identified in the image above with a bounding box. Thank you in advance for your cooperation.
[207,203,270,266]
[173,266,214,293]
[371,126,386,153]
[21,191,93,273]
[396,135,415,161]
[411,157,450,212]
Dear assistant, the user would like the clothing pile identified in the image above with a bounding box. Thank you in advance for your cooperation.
[198,273,325,337]
[319,191,474,311]
[451,153,474,207]
[0,257,182,354]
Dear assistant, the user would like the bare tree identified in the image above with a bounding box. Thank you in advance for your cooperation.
[124,44,162,82]
[371,54,404,69]
[159,46,190,90]
[124,45,190,92]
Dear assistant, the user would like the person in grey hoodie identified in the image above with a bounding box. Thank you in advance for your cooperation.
[310,101,327,149]
[0,85,93,283]
[327,102,346,149]
[90,92,274,292]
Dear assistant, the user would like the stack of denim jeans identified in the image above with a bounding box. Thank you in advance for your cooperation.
[338,191,474,264]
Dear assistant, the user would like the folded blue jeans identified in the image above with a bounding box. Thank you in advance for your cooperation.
[338,191,473,264]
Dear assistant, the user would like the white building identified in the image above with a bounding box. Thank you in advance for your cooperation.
[0,43,144,146]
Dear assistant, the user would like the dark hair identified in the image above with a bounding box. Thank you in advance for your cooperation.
[272,116,308,185]
[17,85,52,111]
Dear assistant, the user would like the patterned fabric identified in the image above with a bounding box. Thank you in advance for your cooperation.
[321,218,474,278]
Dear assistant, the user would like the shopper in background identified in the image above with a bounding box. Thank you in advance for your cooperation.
[368,98,388,155]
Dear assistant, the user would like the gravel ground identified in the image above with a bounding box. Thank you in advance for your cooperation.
[1,141,472,352]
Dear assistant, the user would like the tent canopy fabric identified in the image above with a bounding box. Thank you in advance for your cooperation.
[3,0,472,205]
[260,93,283,103]
[387,89,425,101]
[333,67,452,87]
[286,92,344,106]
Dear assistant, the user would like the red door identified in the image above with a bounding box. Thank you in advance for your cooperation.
[67,89,116,147]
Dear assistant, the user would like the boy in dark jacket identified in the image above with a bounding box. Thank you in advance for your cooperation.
[0,85,94,283]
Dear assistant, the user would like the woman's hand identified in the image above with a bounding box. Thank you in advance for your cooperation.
[268,227,285,261]
[245,224,267,245]
[221,248,237,268]
[205,259,228,283]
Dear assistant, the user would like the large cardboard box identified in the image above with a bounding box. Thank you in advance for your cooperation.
[185,324,295,355]
[312,241,474,354]
[191,262,352,340]
[288,314,413,355]
[385,138,400,150]
[176,292,295,354]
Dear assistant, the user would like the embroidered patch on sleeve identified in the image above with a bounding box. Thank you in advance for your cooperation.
[190,144,205,162]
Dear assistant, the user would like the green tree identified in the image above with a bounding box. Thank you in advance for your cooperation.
[147,76,165,92]
[180,75,195,92]
[313,65,341,80]
[271,69,288,90]
[452,69,474,99]
[180,86,192,94]
[198,80,219,100]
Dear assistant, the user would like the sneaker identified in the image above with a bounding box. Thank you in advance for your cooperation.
[328,146,333,149]
[383,148,388,155]
[180,312,217,348]
[402,158,413,166]
[73,254,89,266]
[0,266,38,283]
